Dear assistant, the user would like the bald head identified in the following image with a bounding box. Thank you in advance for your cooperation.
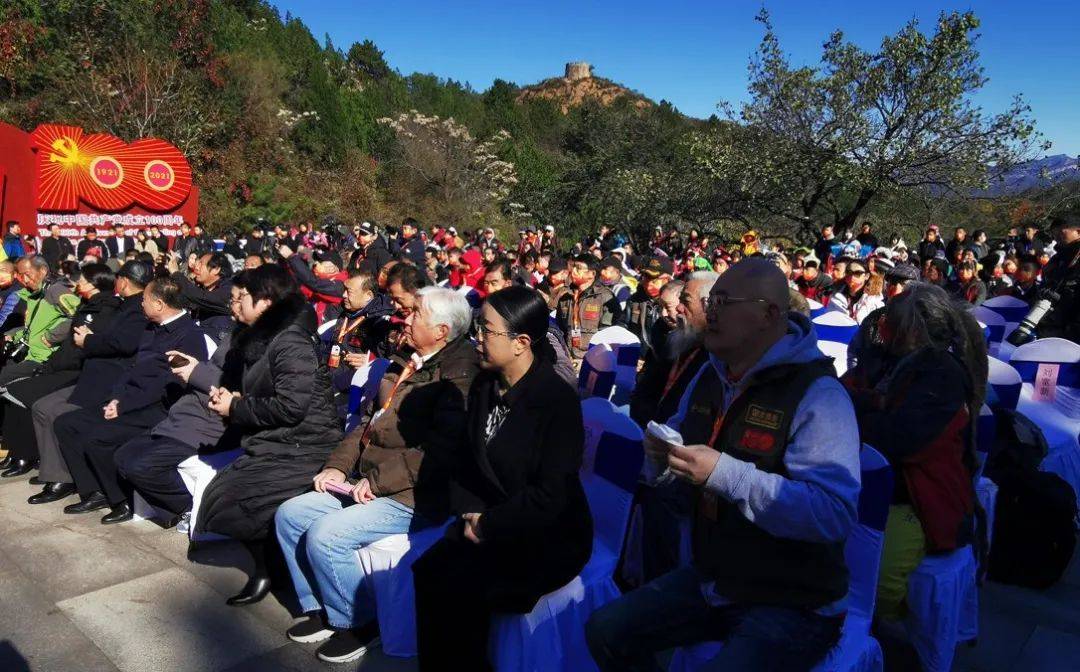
[703,257,791,374]
[713,257,790,309]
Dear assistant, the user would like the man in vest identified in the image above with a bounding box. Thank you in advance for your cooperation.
[555,254,622,360]
[587,257,861,671]
[625,255,673,361]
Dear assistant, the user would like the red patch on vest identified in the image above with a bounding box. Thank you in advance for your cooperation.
[739,428,776,453]
[582,303,601,320]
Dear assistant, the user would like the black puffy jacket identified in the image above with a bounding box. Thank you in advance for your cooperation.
[228,293,343,458]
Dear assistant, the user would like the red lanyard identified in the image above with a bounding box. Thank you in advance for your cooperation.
[357,360,417,446]
[335,315,365,344]
[571,290,581,330]
[661,347,700,401]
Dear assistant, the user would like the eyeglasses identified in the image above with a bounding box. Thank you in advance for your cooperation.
[702,294,772,314]
[476,323,517,340]
[847,270,867,277]
[231,290,250,305]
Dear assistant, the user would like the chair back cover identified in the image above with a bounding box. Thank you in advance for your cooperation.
[579,346,616,400]
[812,310,859,345]
[986,356,1022,411]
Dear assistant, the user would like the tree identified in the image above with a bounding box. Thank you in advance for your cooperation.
[693,10,1047,241]
[377,110,520,229]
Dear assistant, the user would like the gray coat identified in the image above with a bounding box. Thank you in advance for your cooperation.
[148,327,242,452]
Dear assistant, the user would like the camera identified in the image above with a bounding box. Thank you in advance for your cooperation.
[0,339,30,367]
[1007,288,1060,347]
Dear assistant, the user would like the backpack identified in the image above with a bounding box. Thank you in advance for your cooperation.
[988,468,1077,588]
[984,408,1049,482]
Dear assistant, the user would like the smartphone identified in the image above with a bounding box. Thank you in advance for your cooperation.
[168,354,189,368]
[324,481,354,496]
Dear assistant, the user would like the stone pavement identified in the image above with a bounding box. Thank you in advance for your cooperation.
[1,466,1079,671]
[0,472,414,672]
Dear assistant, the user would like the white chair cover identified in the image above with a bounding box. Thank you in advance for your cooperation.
[203,334,218,359]
[818,340,850,377]
[177,448,244,541]
[1009,338,1080,502]
[456,285,481,309]
[971,306,1006,358]
[579,347,616,400]
[986,356,1022,411]
[588,326,642,405]
[345,357,390,433]
[490,412,644,671]
[904,546,979,672]
[316,319,337,339]
[354,522,450,657]
[812,311,859,345]
[668,445,892,672]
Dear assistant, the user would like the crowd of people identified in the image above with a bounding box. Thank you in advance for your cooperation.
[0,211,1077,670]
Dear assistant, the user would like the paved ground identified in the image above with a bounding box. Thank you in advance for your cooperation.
[0,469,1078,671]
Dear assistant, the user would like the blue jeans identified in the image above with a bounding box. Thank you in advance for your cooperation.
[586,566,842,671]
[275,490,425,628]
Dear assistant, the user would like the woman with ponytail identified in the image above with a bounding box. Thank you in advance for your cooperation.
[412,285,592,671]
[842,282,987,621]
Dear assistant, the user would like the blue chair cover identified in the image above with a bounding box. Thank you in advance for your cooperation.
[986,356,1022,411]
[981,295,1030,324]
[812,311,859,345]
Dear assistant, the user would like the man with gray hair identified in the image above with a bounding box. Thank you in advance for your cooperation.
[0,255,79,386]
[274,285,480,663]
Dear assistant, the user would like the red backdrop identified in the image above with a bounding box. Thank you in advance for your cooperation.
[0,121,198,238]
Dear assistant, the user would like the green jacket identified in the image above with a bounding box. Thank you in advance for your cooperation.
[16,278,80,363]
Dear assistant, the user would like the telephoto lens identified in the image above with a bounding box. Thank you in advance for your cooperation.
[1007,298,1055,346]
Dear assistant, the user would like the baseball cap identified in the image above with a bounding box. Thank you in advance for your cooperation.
[641,256,675,277]
[886,263,920,283]
[357,221,377,237]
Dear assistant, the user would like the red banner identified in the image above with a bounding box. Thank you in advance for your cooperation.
[30,124,193,213]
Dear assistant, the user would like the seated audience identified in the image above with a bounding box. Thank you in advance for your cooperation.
[0,264,120,478]
[195,265,343,606]
[26,261,152,504]
[413,286,591,671]
[842,283,984,621]
[586,258,860,671]
[54,276,208,523]
[275,286,477,663]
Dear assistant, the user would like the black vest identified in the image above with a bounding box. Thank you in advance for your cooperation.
[683,357,848,609]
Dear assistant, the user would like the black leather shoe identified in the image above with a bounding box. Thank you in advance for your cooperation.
[28,475,42,485]
[1,459,37,478]
[64,491,108,514]
[28,482,77,504]
[100,501,133,525]
[226,575,272,606]
[0,455,12,469]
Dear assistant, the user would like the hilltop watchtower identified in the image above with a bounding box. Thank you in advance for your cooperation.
[565,62,593,81]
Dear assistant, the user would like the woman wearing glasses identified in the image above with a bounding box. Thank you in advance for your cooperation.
[827,257,884,324]
[413,285,592,671]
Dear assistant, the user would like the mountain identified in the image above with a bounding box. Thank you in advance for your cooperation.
[515,62,653,113]
[982,154,1080,195]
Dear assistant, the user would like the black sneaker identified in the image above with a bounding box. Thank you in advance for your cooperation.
[287,612,334,644]
[316,623,380,663]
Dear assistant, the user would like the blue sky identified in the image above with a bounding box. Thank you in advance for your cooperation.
[273,1,1080,156]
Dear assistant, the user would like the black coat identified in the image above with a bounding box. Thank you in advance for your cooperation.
[109,311,207,415]
[171,273,234,341]
[70,294,151,407]
[41,236,75,270]
[39,291,122,375]
[228,293,343,458]
[446,359,592,611]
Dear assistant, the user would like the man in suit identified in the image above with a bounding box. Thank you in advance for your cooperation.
[54,275,208,523]
[40,224,75,271]
[171,251,234,341]
[106,225,136,259]
[26,261,153,504]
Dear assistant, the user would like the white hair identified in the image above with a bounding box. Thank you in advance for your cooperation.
[416,286,472,342]
[686,271,720,299]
